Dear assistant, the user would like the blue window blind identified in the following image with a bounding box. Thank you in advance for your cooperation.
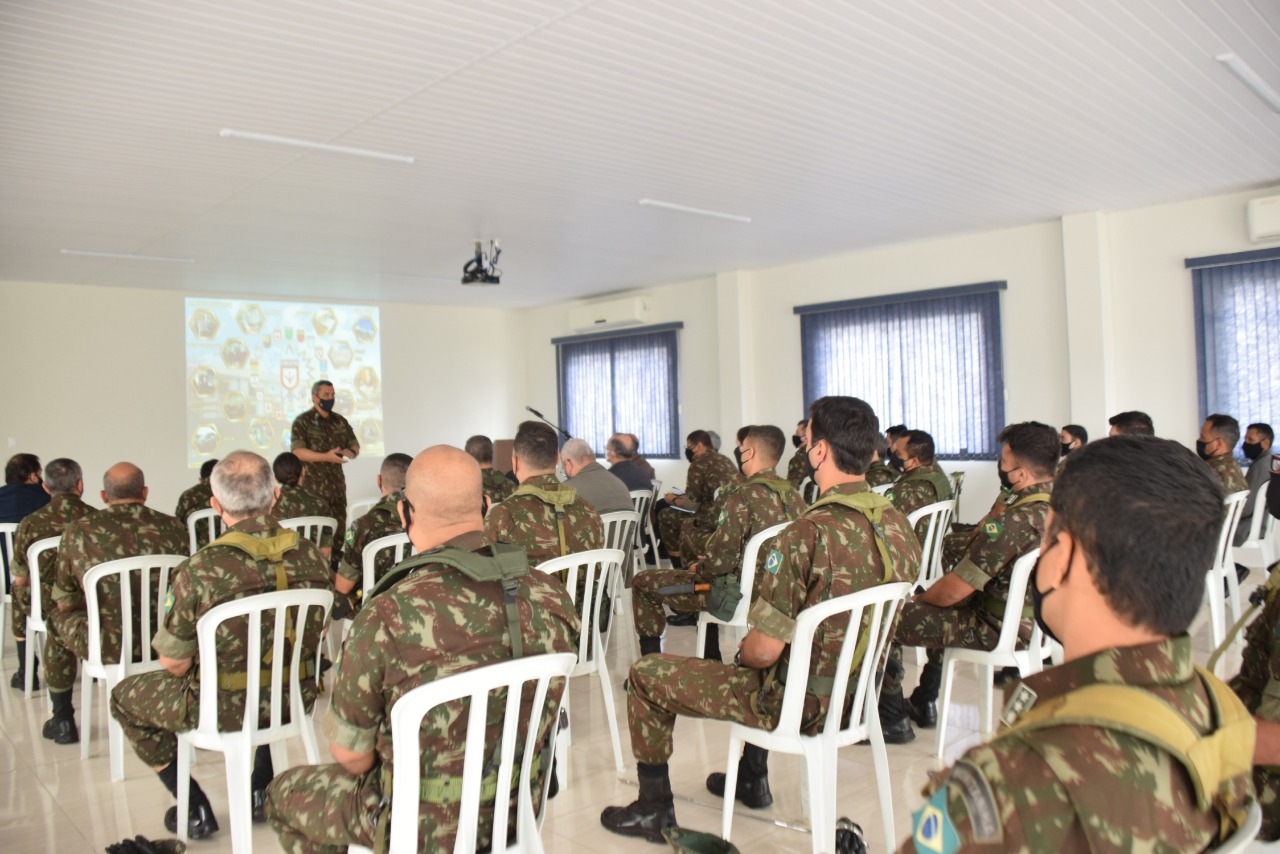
[554,324,681,458]
[795,283,1007,460]
[1189,250,1280,433]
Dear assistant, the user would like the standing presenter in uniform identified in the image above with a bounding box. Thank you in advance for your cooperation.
[291,380,359,568]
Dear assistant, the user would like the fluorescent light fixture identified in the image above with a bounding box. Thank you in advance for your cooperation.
[61,248,194,263]
[638,198,752,224]
[219,129,415,164]
[1216,53,1280,114]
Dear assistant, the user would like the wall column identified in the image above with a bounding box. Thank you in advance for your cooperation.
[1061,212,1116,435]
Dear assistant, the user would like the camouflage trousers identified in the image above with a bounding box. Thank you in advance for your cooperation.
[656,506,688,557]
[631,569,706,638]
[880,601,1024,704]
[678,522,713,566]
[1258,767,1280,842]
[266,764,380,854]
[45,608,88,692]
[110,669,199,767]
[628,654,773,765]
[315,490,348,566]
[10,580,30,639]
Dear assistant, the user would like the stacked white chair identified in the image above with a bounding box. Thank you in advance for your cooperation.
[628,489,654,580]
[695,522,789,658]
[905,500,955,667]
[599,510,641,629]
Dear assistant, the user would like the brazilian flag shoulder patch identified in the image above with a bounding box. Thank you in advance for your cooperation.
[344,526,355,546]
[164,590,175,614]
[764,548,783,575]
[982,520,1004,541]
[717,509,727,527]
[912,784,961,853]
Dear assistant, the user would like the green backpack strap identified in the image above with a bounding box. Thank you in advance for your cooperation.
[897,469,953,502]
[803,491,896,583]
[512,484,579,556]
[206,528,301,592]
[755,478,799,521]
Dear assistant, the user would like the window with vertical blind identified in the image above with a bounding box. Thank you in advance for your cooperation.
[1188,249,1280,441]
[795,282,1007,460]
[553,323,682,458]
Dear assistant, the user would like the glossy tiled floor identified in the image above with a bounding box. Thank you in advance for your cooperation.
[0,584,1239,854]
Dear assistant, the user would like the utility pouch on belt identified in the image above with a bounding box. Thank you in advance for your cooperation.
[705,574,742,622]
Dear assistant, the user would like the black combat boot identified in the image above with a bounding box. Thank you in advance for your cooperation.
[251,745,274,822]
[158,761,220,839]
[639,636,662,657]
[875,658,916,744]
[908,658,942,729]
[702,627,722,662]
[600,762,676,842]
[705,743,772,809]
[10,640,38,690]
[42,690,78,744]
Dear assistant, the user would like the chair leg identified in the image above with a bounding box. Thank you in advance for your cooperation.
[271,740,290,775]
[595,652,625,773]
[80,671,93,761]
[805,744,837,854]
[223,736,254,854]
[695,619,707,660]
[979,665,995,735]
[177,738,191,844]
[108,688,126,782]
[721,734,743,842]
[935,655,956,759]
[866,689,896,849]
[557,691,571,791]
[1205,571,1226,651]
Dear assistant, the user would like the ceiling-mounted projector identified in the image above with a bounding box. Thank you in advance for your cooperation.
[462,239,501,286]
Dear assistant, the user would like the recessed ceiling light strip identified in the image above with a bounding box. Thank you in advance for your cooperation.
[638,198,752,223]
[1216,53,1280,114]
[219,129,416,164]
[60,248,194,263]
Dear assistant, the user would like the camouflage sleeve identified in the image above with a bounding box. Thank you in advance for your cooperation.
[1232,594,1280,714]
[484,504,515,545]
[686,459,712,509]
[888,480,932,519]
[11,520,32,580]
[290,416,307,451]
[153,559,199,660]
[342,416,359,452]
[328,603,387,754]
[748,518,818,643]
[950,505,1043,593]
[698,489,753,580]
[51,526,85,608]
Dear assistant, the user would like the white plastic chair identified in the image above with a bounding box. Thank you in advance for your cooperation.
[346,497,379,523]
[1205,490,1252,656]
[328,532,413,662]
[1234,483,1278,576]
[22,537,60,699]
[798,476,820,506]
[347,653,577,854]
[0,522,17,657]
[905,500,956,667]
[695,522,790,658]
[720,582,911,854]
[949,471,966,520]
[628,489,654,579]
[1224,800,1263,852]
[81,555,186,780]
[177,588,334,851]
[186,508,225,555]
[600,510,640,624]
[935,548,1052,758]
[871,483,893,496]
[278,515,338,552]
[533,549,627,778]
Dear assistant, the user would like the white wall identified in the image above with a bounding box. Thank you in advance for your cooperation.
[0,280,529,512]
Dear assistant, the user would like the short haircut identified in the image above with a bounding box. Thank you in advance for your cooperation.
[212,451,276,516]
[1062,424,1088,445]
[1248,423,1275,444]
[607,435,634,459]
[686,430,712,450]
[1109,411,1154,436]
[902,430,936,465]
[199,458,220,480]
[272,452,304,487]
[311,380,333,397]
[885,424,909,442]
[561,438,596,464]
[514,421,559,470]
[736,425,754,445]
[873,432,889,458]
[796,419,807,429]
[380,453,413,491]
[997,421,1060,477]
[807,396,878,476]
[745,425,786,466]
[44,458,82,493]
[707,431,722,451]
[464,435,494,464]
[103,464,145,501]
[5,453,40,485]
[1205,413,1241,450]
[1051,436,1224,635]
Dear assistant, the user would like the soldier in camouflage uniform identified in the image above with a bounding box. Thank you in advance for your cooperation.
[884,429,953,541]
[465,434,516,505]
[271,452,337,556]
[785,419,809,498]
[1199,413,1249,495]
[602,397,920,841]
[632,425,802,661]
[1232,571,1280,840]
[43,463,188,745]
[8,458,94,691]
[905,437,1255,852]
[333,453,412,617]
[656,430,740,567]
[266,445,579,853]
[174,458,218,549]
[879,423,1058,744]
[290,380,360,567]
[110,451,332,839]
[864,433,901,488]
[484,421,603,569]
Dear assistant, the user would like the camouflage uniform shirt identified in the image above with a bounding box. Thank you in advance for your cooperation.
[336,492,404,599]
[174,481,213,524]
[480,468,515,505]
[786,445,809,493]
[865,460,899,488]
[9,492,95,637]
[697,469,803,594]
[272,484,336,549]
[1231,587,1280,840]
[1207,452,1249,497]
[749,481,920,729]
[290,408,359,505]
[907,637,1254,853]
[886,462,953,542]
[945,481,1052,616]
[483,473,603,568]
[685,451,742,531]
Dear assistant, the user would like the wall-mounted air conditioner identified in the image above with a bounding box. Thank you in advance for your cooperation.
[568,296,651,332]
[1248,195,1280,243]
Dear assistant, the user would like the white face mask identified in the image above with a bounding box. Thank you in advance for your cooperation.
[556,463,567,482]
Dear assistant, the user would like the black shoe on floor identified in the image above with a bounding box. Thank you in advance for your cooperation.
[907,698,937,729]
[666,612,698,627]
[705,772,773,809]
[42,716,79,744]
[252,788,268,823]
[600,800,676,843]
[164,803,220,839]
[10,669,38,690]
[879,716,916,744]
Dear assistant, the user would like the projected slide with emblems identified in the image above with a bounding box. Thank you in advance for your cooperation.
[184,298,384,468]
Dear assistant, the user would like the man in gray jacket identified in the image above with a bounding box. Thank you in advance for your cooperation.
[563,438,635,513]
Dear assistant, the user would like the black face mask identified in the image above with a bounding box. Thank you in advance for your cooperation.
[792,435,803,449]
[888,454,906,472]
[733,447,745,474]
[684,447,695,464]
[803,444,819,480]
[1195,439,1212,460]
[400,497,414,534]
[1243,442,1263,461]
[1060,442,1073,457]
[1030,540,1070,646]
[318,398,335,413]
[997,463,1015,492]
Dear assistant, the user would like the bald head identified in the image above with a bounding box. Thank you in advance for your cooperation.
[102,462,146,504]
[403,445,484,549]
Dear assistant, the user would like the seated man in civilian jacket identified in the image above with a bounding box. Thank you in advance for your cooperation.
[605,433,654,493]
[562,438,634,513]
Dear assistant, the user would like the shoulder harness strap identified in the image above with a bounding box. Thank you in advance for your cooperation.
[512,484,578,556]
[898,468,954,501]
[753,477,799,521]
[803,491,896,583]
[205,529,300,592]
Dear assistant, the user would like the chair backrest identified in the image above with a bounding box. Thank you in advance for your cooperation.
[383,652,578,854]
[347,497,379,522]
[25,536,60,625]
[628,491,653,548]
[186,508,224,555]
[599,511,640,557]
[990,548,1042,655]
[278,515,338,549]
[533,549,625,670]
[82,555,186,677]
[798,476,820,506]
[950,471,965,517]
[905,501,955,589]
[1213,491,1251,574]
[771,581,911,743]
[731,522,791,623]
[1242,482,1277,544]
[361,532,413,596]
[192,588,334,738]
[0,522,18,592]
[870,483,893,496]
